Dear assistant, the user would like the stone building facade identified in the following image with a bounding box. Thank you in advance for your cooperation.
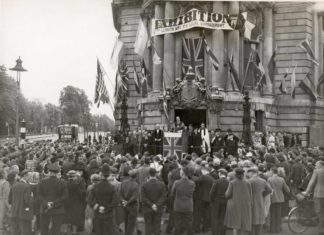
[112,0,324,147]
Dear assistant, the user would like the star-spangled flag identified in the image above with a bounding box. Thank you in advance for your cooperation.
[95,59,111,108]
[279,69,289,94]
[203,38,219,71]
[299,71,317,101]
[317,73,324,93]
[162,79,169,121]
[297,38,319,66]
[163,132,182,160]
[132,60,141,94]
[182,37,204,79]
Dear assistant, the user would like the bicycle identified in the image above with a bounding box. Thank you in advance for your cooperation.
[287,193,319,234]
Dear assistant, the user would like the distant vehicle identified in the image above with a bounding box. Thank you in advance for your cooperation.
[58,124,78,141]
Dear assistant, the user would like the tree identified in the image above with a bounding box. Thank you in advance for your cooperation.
[59,86,91,124]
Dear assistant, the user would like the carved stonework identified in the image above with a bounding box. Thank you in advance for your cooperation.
[171,67,208,108]
[176,2,212,16]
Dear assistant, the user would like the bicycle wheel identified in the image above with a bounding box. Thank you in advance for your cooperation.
[288,206,309,234]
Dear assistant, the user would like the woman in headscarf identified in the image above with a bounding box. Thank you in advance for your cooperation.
[225,167,253,235]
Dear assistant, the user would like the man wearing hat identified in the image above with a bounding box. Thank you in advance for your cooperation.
[210,168,229,235]
[224,129,239,157]
[211,128,224,155]
[120,169,139,235]
[38,163,68,235]
[247,166,272,235]
[8,170,33,235]
[88,164,119,235]
[141,168,167,235]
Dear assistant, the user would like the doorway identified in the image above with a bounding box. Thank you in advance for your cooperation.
[175,109,206,128]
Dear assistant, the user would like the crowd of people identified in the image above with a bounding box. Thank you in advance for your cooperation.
[0,122,323,235]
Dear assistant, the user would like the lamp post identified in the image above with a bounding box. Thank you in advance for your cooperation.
[10,57,27,146]
[242,90,253,146]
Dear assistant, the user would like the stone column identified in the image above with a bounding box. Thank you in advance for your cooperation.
[263,4,274,96]
[212,2,225,91]
[319,16,324,96]
[227,2,240,91]
[152,3,164,92]
[163,2,175,89]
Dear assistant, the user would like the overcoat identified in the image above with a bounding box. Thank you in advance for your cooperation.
[225,177,252,231]
[248,176,272,225]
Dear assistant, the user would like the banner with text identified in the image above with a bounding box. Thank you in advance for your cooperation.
[151,8,245,36]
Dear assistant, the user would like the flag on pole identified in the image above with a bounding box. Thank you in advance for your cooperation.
[153,49,162,65]
[291,66,297,98]
[226,52,241,91]
[254,51,266,89]
[110,37,124,70]
[203,38,219,71]
[132,60,141,93]
[317,73,324,93]
[134,16,149,58]
[140,60,148,95]
[299,71,317,101]
[242,12,255,40]
[267,47,277,81]
[297,38,319,66]
[279,69,289,94]
[114,61,129,104]
[162,79,169,121]
[95,59,111,108]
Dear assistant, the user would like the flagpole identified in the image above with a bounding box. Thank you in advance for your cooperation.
[241,51,253,93]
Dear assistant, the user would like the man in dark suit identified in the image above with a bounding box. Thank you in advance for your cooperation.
[210,169,229,235]
[8,170,33,235]
[88,164,119,235]
[120,169,139,235]
[141,168,167,235]
[171,166,195,235]
[38,164,68,235]
[153,124,164,155]
[224,129,239,157]
[211,128,224,155]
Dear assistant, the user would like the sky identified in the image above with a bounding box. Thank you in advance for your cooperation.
[0,0,118,119]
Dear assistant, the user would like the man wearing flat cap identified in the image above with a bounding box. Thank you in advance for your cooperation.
[247,167,272,235]
[8,170,33,235]
[38,163,68,235]
[88,164,119,235]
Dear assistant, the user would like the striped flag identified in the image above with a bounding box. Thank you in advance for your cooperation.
[94,59,111,108]
[203,38,219,71]
[291,66,297,98]
[162,79,169,121]
[226,51,241,91]
[299,71,317,101]
[317,73,324,93]
[297,38,319,66]
[132,60,141,93]
[279,69,289,94]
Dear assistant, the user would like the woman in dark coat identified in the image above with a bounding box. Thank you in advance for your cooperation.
[225,167,253,235]
[64,170,86,234]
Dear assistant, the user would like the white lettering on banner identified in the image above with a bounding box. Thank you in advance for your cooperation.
[164,132,182,138]
[151,8,245,36]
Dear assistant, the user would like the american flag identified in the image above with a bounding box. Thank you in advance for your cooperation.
[94,59,110,108]
[182,38,204,79]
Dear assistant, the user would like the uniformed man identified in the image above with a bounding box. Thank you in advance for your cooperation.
[38,164,68,235]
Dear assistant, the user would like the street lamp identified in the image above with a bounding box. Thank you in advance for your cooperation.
[10,57,27,146]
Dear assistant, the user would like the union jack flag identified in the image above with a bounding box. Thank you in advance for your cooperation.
[163,132,182,160]
[182,38,204,79]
